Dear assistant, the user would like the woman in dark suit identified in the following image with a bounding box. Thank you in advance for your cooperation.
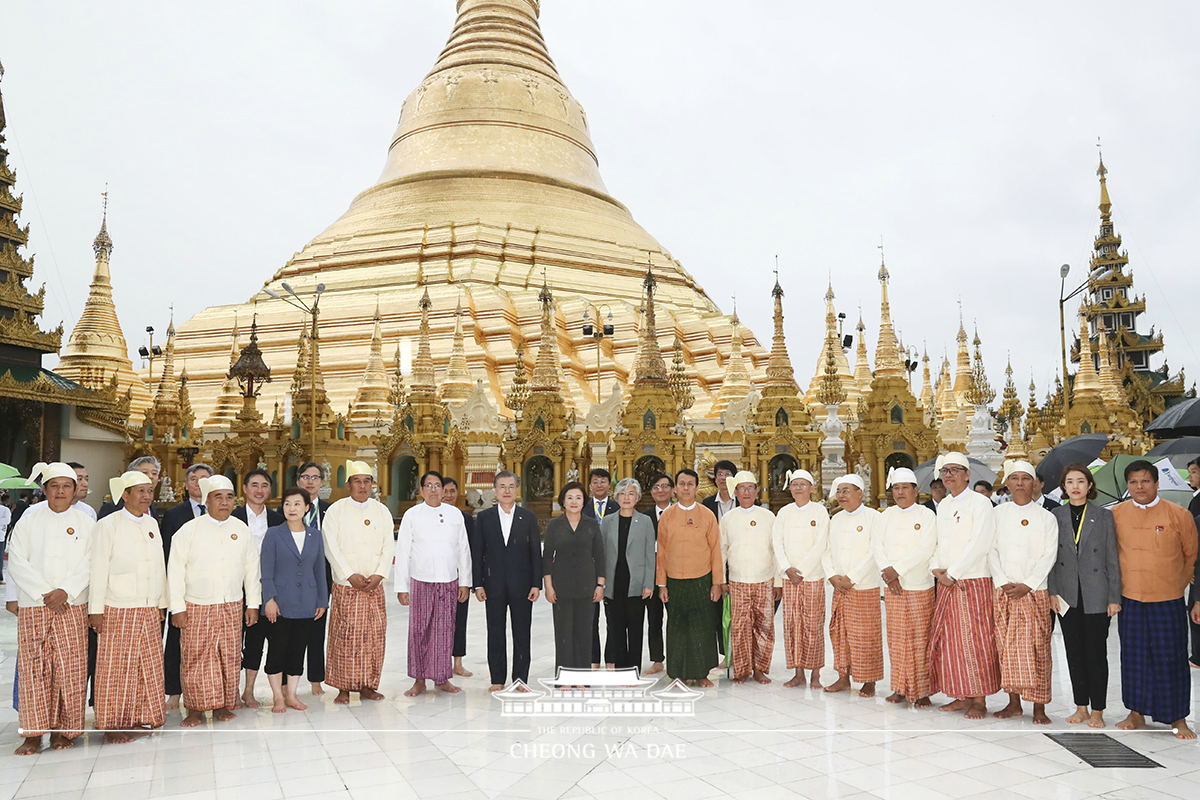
[1049,463,1121,729]
[543,481,605,680]
[600,478,656,670]
[261,487,327,714]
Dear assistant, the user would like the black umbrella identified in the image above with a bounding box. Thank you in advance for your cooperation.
[1145,436,1200,469]
[1145,397,1200,437]
[1034,433,1110,489]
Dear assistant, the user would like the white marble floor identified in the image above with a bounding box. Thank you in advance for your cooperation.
[1,589,1197,800]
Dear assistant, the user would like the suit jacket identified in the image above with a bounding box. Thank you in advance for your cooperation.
[1040,496,1061,511]
[922,499,938,513]
[473,504,542,598]
[583,496,619,522]
[1048,501,1122,614]
[260,522,328,618]
[160,499,200,564]
[232,505,286,528]
[600,511,656,599]
[1188,491,1200,518]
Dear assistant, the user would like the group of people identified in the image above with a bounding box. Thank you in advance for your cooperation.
[6,450,1199,756]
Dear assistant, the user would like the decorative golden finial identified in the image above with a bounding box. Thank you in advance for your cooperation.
[505,342,530,412]
[632,258,668,384]
[411,288,436,391]
[531,279,561,391]
[965,326,995,406]
[669,336,694,412]
[817,322,846,407]
[764,265,796,389]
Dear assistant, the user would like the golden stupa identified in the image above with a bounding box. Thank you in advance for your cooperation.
[173,0,765,423]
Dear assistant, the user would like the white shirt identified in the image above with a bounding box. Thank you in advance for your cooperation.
[188,497,205,517]
[989,500,1058,591]
[714,495,735,521]
[720,504,780,586]
[873,503,938,591]
[593,497,610,518]
[323,496,394,586]
[772,501,830,581]
[292,528,307,553]
[167,515,261,613]
[931,488,996,581]
[393,502,472,592]
[6,506,95,607]
[0,504,10,541]
[245,505,270,553]
[1131,496,1161,510]
[824,505,882,589]
[89,509,168,613]
[498,503,516,544]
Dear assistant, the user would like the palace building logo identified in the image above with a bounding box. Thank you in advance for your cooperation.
[492,667,704,718]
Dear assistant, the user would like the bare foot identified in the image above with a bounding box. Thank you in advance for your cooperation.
[1066,707,1089,725]
[1116,711,1145,731]
[809,673,823,690]
[994,695,1024,719]
[104,731,134,744]
[14,736,41,755]
[272,699,287,714]
[286,697,308,711]
[1172,719,1197,740]
[965,699,987,720]
[404,680,427,698]
[241,690,261,709]
[453,660,473,678]
[359,688,385,701]
[858,681,876,698]
[645,662,664,675]
[752,670,771,685]
[49,733,74,750]
[181,710,205,728]
[516,684,531,693]
[488,684,505,693]
[784,671,806,688]
[1087,711,1105,729]
[696,678,714,688]
[435,681,462,694]
[213,708,236,723]
[939,698,969,713]
[334,690,352,705]
[717,659,727,670]
[166,694,180,710]
[824,674,851,693]
[886,691,905,704]
[732,675,747,684]
[1032,704,1051,725]
[311,682,325,696]
[914,697,932,708]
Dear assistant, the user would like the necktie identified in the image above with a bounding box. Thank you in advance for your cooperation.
[198,504,206,516]
[596,500,603,517]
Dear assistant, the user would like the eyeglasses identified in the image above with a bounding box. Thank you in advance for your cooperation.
[939,467,966,476]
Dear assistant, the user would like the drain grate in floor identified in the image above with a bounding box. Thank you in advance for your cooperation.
[1046,733,1163,768]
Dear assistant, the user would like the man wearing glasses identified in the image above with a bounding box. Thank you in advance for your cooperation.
[927,452,1000,720]
[293,462,333,696]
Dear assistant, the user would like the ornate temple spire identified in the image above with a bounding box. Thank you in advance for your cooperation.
[530,280,562,392]
[873,260,905,378]
[763,271,797,390]
[938,353,956,419]
[389,338,407,408]
[230,313,272,422]
[289,329,308,396]
[853,310,872,395]
[55,205,151,413]
[999,356,1023,433]
[632,265,669,385]
[1097,151,1112,221]
[350,301,393,425]
[951,309,973,401]
[204,316,242,427]
[806,281,858,414]
[669,336,694,412]
[505,342,530,413]
[149,315,180,421]
[1095,319,1125,410]
[441,296,474,401]
[1025,374,1040,441]
[1073,313,1103,396]
[816,322,846,407]
[920,349,934,424]
[713,305,751,414]
[965,326,995,407]
[411,288,437,393]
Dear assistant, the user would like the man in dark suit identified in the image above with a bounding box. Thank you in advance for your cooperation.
[923,478,946,513]
[442,477,478,679]
[1187,458,1200,666]
[473,470,542,691]
[233,468,285,707]
[1034,471,1061,511]
[644,473,675,675]
[702,460,739,666]
[583,468,617,665]
[293,461,334,695]
[98,455,161,520]
[159,462,214,710]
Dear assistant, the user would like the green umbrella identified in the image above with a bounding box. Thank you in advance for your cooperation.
[0,463,20,480]
[1089,455,1143,505]
[0,476,37,490]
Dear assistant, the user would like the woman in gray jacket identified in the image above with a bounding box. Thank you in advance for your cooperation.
[1049,463,1121,729]
[600,478,657,670]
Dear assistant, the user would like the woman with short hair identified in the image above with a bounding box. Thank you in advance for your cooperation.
[543,482,605,677]
[600,478,656,670]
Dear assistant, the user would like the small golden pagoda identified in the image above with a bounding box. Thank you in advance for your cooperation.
[805,282,860,423]
[348,302,393,429]
[1064,313,1111,437]
[202,316,242,432]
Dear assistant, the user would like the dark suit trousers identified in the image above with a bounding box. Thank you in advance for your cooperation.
[604,594,645,669]
[307,562,333,683]
[554,598,594,670]
[1059,604,1111,710]
[591,604,603,664]
[1189,584,1200,667]
[486,591,534,685]
[645,592,665,663]
[243,616,274,671]
[165,622,182,696]
[454,595,469,658]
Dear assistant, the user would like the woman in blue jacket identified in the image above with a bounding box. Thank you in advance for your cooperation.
[261,487,327,713]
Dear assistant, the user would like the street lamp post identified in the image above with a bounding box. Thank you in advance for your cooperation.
[582,305,614,400]
[265,282,325,462]
[137,325,163,385]
[1058,264,1090,413]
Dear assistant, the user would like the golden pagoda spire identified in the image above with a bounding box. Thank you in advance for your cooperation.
[289,329,308,396]
[1095,319,1125,410]
[806,281,858,414]
[873,259,905,378]
[965,325,995,406]
[1025,374,1040,442]
[55,205,151,414]
[816,322,846,407]
[389,338,407,409]
[713,303,751,414]
[350,300,393,425]
[505,342,530,413]
[853,309,872,395]
[1073,313,1102,395]
[530,280,562,392]
[411,288,436,393]
[951,307,973,402]
[1098,148,1112,221]
[763,268,797,390]
[441,295,474,401]
[919,349,934,418]
[999,355,1022,433]
[149,314,180,421]
[669,335,694,412]
[632,264,669,385]
[204,316,242,427]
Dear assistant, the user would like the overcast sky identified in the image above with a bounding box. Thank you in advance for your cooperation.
[2,0,1197,401]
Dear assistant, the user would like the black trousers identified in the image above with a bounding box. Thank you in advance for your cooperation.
[242,616,274,670]
[592,603,603,664]
[645,593,665,663]
[1190,584,1200,667]
[266,617,313,676]
[604,594,646,669]
[164,622,182,696]
[87,627,98,707]
[307,599,328,683]
[454,595,469,659]
[554,598,595,671]
[486,591,534,685]
[1059,605,1111,710]
[713,598,725,656]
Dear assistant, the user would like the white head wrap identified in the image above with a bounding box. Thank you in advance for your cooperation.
[109,470,152,501]
[886,466,918,489]
[29,461,78,486]
[785,468,815,488]
[1002,459,1036,481]
[725,470,758,496]
[934,451,970,472]
[346,460,373,479]
[833,474,864,493]
[198,475,236,500]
